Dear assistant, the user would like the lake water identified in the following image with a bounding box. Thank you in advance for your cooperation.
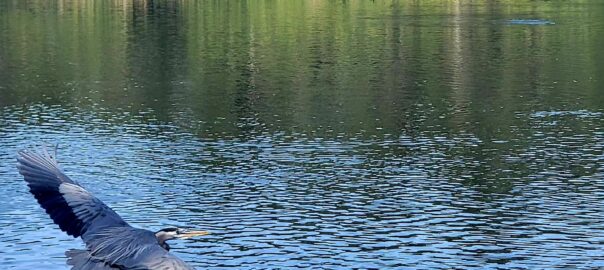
[1,0,604,269]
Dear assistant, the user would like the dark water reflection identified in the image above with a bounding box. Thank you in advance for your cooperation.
[1,1,604,269]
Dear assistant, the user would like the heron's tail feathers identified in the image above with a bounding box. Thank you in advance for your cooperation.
[66,249,117,270]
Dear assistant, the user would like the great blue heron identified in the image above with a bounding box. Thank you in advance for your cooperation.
[17,147,209,270]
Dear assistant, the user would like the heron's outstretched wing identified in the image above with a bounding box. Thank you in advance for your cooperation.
[86,227,196,270]
[17,147,129,238]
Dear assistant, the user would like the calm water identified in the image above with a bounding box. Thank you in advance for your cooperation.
[1,0,604,269]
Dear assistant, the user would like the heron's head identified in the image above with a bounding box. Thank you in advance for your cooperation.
[155,227,209,250]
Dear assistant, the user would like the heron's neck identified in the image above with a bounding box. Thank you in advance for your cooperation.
[155,232,173,251]
[159,241,171,251]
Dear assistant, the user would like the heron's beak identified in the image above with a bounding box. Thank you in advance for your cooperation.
[178,230,210,239]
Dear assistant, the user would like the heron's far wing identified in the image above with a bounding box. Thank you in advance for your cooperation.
[86,227,196,270]
[17,147,128,238]
[140,252,197,270]
[66,249,118,270]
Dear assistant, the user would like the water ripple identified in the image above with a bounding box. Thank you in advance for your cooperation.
[1,104,603,269]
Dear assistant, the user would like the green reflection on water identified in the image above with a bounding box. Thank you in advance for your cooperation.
[1,0,603,138]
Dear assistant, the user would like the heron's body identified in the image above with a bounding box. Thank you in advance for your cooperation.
[17,148,204,270]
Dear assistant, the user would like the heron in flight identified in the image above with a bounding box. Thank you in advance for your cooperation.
[17,147,209,270]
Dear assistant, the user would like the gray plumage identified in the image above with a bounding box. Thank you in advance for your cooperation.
[66,249,117,270]
[17,147,196,270]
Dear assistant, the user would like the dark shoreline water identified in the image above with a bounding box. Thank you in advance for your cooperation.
[1,1,604,269]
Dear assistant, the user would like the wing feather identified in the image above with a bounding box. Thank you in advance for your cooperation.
[66,249,118,270]
[59,183,128,236]
[17,147,128,238]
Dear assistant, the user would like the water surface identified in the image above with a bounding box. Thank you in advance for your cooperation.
[1,0,604,269]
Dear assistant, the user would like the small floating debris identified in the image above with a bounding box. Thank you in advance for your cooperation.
[505,19,555,25]
[530,110,602,118]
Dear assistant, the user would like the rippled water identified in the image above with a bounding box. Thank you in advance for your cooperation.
[1,1,604,269]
